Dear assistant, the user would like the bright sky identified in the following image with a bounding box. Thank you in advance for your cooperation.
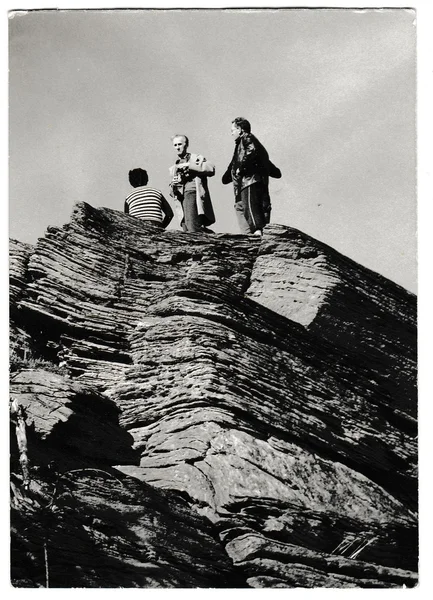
[9,7,416,291]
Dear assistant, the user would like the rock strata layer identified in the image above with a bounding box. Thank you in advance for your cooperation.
[247,225,417,412]
[10,202,417,588]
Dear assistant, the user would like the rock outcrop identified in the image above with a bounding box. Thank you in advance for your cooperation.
[10,202,417,588]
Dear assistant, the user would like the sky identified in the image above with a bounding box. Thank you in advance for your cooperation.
[8,7,417,292]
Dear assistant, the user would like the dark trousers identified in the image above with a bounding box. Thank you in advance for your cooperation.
[235,182,268,234]
[182,189,203,232]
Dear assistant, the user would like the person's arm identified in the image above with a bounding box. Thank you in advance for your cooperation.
[200,158,215,177]
[160,195,174,229]
[169,165,180,198]
[268,160,281,179]
[168,181,177,198]
[188,154,215,177]
[222,162,233,184]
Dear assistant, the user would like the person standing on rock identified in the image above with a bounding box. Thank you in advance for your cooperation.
[222,117,281,236]
[125,168,174,229]
[169,134,216,233]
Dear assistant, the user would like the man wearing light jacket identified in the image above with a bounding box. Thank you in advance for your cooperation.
[169,134,216,233]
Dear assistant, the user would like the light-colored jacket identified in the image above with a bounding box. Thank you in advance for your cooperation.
[169,153,216,226]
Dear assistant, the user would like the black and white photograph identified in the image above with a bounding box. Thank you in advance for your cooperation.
[8,2,423,590]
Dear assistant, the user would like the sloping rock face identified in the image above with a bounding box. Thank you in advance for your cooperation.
[246,226,417,413]
[10,202,417,588]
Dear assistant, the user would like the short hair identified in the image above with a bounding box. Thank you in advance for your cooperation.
[129,168,148,187]
[232,117,251,134]
[171,134,189,146]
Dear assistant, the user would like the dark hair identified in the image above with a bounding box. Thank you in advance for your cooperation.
[129,168,148,187]
[171,134,189,147]
[232,117,251,134]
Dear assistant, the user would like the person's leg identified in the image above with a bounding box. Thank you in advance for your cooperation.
[244,183,267,233]
[235,196,251,234]
[183,189,202,232]
[263,188,272,225]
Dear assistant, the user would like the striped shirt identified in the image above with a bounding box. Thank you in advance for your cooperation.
[125,186,166,223]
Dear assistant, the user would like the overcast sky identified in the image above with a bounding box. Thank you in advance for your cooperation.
[9,8,416,292]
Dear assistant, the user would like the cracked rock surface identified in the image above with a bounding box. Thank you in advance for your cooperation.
[10,202,417,588]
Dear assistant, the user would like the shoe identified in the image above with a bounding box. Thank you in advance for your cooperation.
[253,230,263,236]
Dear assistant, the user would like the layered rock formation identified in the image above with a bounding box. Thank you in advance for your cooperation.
[10,202,417,588]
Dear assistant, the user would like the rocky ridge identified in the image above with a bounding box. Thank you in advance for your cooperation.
[10,202,417,588]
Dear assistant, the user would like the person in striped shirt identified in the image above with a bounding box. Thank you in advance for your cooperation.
[124,168,173,229]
